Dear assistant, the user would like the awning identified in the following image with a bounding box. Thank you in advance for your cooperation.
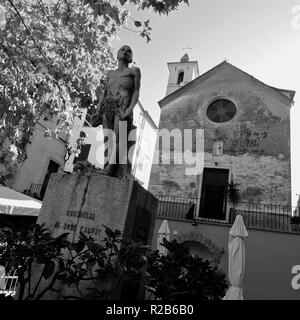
[0,185,41,216]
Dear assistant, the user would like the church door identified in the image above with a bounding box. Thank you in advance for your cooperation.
[199,168,229,220]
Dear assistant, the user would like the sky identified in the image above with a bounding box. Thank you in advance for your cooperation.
[112,0,300,206]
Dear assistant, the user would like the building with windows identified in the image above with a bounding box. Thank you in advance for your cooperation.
[12,119,67,200]
[149,54,300,299]
[12,100,158,199]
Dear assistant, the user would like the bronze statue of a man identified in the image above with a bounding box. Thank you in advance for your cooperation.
[92,45,141,178]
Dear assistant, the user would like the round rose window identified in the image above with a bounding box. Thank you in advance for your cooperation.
[206,99,237,123]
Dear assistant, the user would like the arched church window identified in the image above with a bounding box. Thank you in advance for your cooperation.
[177,71,184,85]
[206,99,237,123]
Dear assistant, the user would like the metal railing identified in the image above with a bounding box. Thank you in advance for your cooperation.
[229,202,300,232]
[155,195,300,233]
[0,269,18,297]
[156,195,198,220]
[27,183,43,200]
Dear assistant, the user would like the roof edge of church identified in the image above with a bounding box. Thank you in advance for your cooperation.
[267,86,295,103]
[230,63,296,105]
[159,61,295,107]
[167,60,199,65]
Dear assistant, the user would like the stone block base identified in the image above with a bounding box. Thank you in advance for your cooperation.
[23,173,158,300]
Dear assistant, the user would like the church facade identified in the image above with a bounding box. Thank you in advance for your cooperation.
[148,55,300,300]
[149,54,295,221]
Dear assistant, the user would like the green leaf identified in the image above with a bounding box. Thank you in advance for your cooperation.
[86,258,97,271]
[134,20,142,27]
[54,233,70,246]
[58,258,65,270]
[75,240,86,253]
[43,260,56,279]
[103,225,115,238]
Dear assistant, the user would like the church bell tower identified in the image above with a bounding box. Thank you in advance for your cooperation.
[166,53,199,96]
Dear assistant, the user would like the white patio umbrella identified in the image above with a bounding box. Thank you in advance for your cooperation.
[0,185,41,216]
[157,219,170,255]
[223,214,249,300]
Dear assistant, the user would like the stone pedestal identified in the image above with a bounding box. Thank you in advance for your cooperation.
[31,173,158,299]
[38,173,157,245]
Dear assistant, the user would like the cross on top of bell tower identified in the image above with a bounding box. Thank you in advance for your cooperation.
[181,45,192,62]
[182,44,192,53]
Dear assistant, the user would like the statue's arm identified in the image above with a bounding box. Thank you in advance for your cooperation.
[92,74,110,126]
[96,74,109,114]
[123,67,141,117]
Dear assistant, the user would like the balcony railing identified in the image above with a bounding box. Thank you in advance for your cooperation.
[157,195,197,220]
[229,202,300,232]
[155,195,300,233]
[24,183,43,200]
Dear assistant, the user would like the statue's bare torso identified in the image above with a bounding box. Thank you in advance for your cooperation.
[107,67,137,100]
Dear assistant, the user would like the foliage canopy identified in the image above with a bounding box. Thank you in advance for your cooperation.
[0,0,189,185]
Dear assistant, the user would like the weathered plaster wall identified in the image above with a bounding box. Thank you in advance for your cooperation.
[12,122,65,193]
[204,154,291,204]
[149,63,292,205]
[149,159,200,198]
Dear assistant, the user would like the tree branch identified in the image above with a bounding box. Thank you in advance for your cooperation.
[36,0,64,36]
[7,0,49,63]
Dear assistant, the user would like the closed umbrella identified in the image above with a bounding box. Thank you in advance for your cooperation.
[223,214,248,300]
[157,219,170,255]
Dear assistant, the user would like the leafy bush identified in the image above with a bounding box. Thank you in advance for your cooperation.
[146,238,228,300]
[227,180,241,204]
[0,223,227,300]
[0,223,148,300]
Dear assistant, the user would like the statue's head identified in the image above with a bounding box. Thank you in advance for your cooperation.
[117,45,133,63]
